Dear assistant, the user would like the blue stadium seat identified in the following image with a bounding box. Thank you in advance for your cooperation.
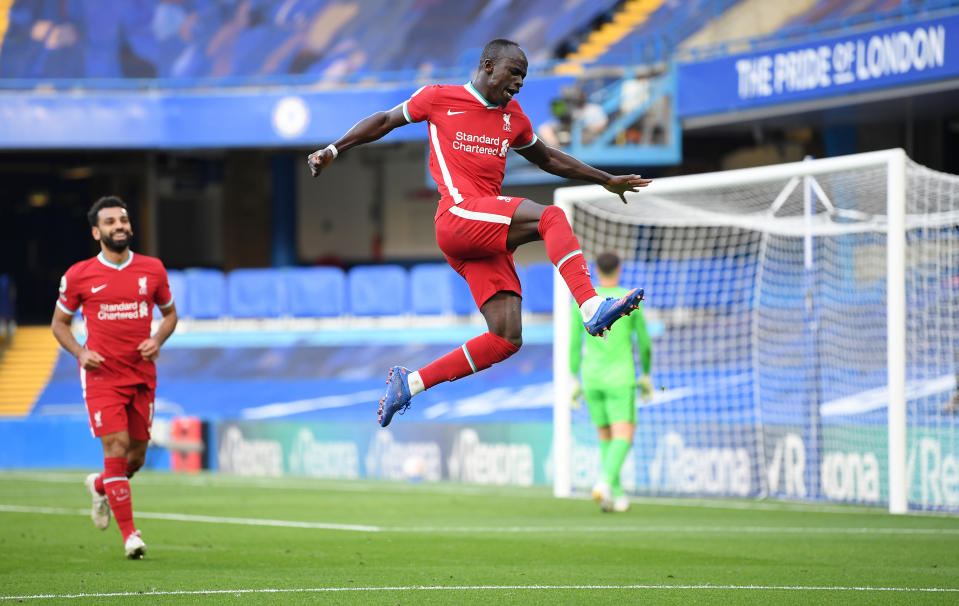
[410,264,455,315]
[348,265,408,316]
[622,258,681,309]
[184,268,226,319]
[285,267,346,317]
[154,269,187,319]
[587,262,599,286]
[523,262,554,313]
[450,270,477,315]
[227,268,287,318]
[513,263,527,301]
[617,260,651,307]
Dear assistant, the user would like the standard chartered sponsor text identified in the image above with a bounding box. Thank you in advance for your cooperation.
[453,131,503,155]
[98,301,141,320]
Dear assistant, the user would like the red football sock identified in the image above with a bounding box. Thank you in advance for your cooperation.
[103,457,136,540]
[418,332,520,390]
[538,205,596,305]
[93,474,105,495]
[126,461,142,479]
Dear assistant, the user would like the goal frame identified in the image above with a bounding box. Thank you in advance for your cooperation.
[552,148,908,513]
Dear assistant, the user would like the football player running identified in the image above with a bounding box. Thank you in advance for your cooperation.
[51,196,177,559]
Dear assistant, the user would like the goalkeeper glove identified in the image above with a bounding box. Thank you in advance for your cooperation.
[638,374,653,401]
[570,376,582,410]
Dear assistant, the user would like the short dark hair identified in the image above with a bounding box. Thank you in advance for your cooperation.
[87,196,128,227]
[480,39,522,65]
[596,251,620,275]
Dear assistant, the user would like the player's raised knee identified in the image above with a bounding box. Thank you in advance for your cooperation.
[537,204,568,233]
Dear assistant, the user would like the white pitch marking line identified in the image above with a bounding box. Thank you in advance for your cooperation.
[2,504,959,535]
[3,584,959,600]
[384,525,959,535]
[0,505,379,532]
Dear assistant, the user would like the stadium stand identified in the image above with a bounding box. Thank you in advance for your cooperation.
[564,0,958,68]
[681,0,959,61]
[775,0,958,38]
[0,0,621,82]
[580,0,743,67]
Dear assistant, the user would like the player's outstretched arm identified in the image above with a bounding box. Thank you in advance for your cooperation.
[516,139,651,203]
[307,105,409,177]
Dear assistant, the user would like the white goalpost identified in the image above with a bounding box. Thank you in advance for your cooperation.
[553,149,959,514]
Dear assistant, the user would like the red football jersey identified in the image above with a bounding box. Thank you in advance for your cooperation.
[403,83,537,215]
[56,251,173,387]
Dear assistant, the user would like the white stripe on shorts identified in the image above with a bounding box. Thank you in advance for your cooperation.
[448,205,511,225]
[81,367,94,438]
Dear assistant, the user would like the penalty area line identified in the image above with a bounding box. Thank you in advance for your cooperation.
[3,584,959,600]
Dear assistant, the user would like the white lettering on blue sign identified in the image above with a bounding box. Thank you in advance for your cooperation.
[856,26,946,81]
[736,25,946,100]
[735,56,773,98]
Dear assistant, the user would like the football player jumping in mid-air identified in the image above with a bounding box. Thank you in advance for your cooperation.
[308,39,651,427]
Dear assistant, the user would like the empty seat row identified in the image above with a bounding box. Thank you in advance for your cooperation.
[618,257,758,309]
[153,263,556,320]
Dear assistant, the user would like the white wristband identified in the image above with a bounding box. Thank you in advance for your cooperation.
[325,143,338,159]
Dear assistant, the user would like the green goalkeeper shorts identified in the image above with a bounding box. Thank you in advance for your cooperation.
[584,385,636,427]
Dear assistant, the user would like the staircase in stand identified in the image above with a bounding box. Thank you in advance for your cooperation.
[557,0,666,74]
[0,326,61,417]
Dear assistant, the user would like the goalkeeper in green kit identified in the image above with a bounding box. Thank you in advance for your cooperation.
[569,251,652,513]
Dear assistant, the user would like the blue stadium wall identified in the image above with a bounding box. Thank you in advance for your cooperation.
[0,76,573,149]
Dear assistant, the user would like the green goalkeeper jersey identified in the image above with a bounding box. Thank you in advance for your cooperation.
[569,286,651,388]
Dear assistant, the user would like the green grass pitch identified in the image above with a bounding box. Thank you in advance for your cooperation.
[1,470,958,604]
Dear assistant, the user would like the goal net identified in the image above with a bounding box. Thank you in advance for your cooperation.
[552,149,959,513]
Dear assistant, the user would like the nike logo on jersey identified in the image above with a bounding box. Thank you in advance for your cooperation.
[447,109,466,116]
[91,284,107,293]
